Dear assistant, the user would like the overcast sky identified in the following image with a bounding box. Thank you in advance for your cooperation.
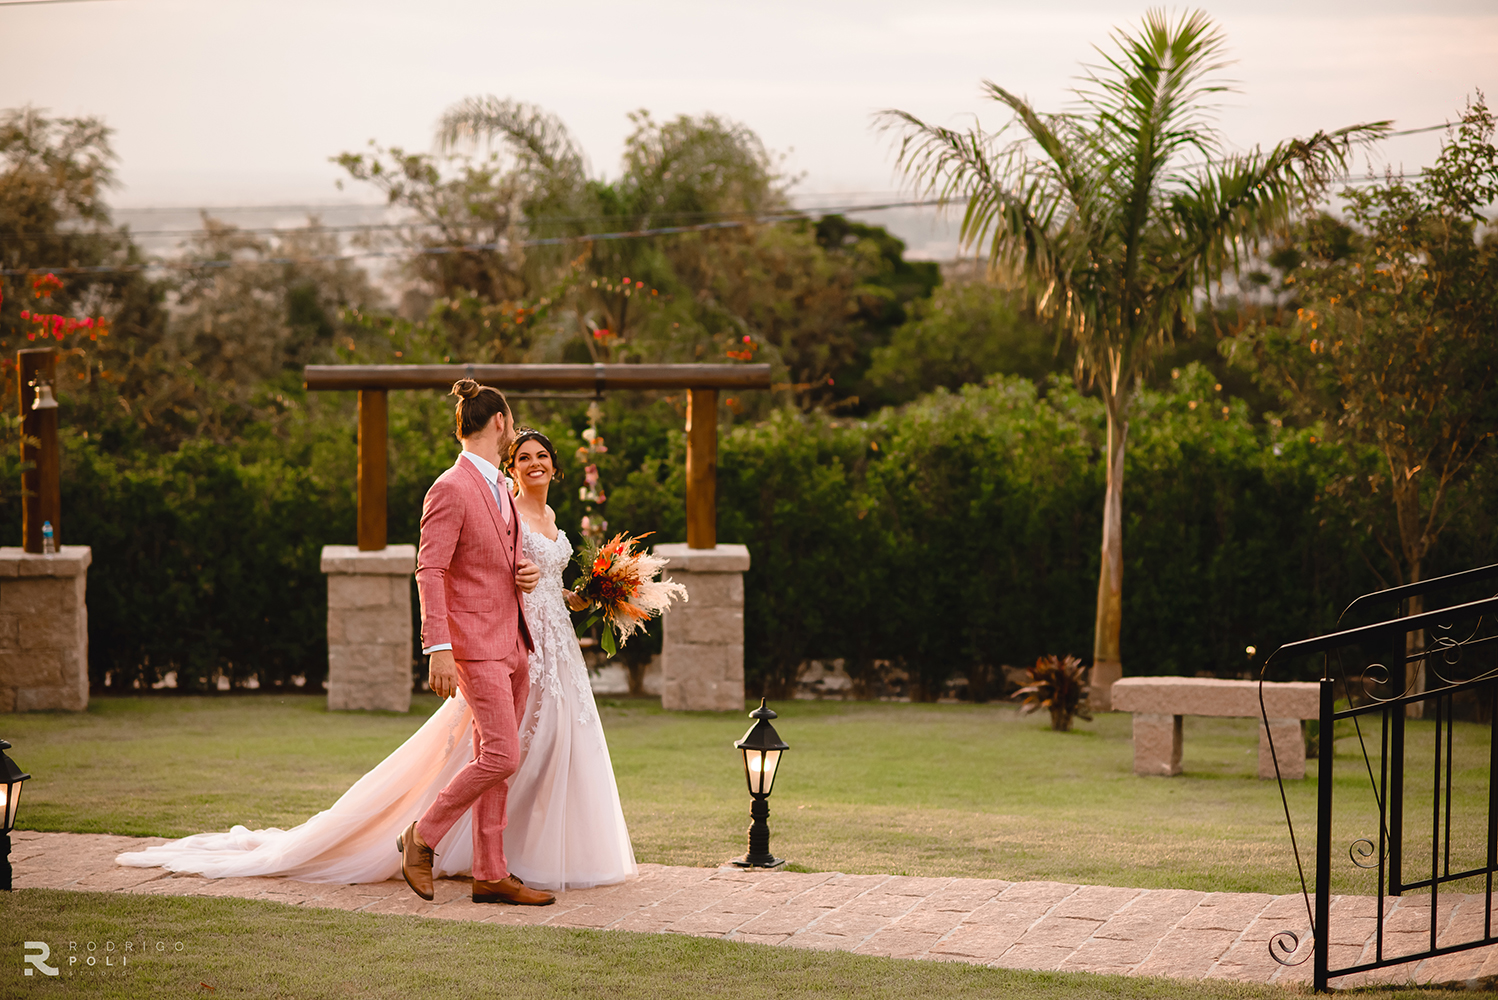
[1,0,1494,239]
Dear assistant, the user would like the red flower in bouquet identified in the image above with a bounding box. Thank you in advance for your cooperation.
[572,532,687,656]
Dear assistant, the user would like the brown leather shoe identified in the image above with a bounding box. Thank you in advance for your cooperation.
[396,821,435,901]
[473,875,555,906]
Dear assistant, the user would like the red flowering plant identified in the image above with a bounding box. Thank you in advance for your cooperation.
[15,273,111,343]
[725,334,758,361]
[571,532,688,657]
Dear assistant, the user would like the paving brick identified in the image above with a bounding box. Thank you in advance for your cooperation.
[930,922,1030,961]
[1131,928,1241,978]
[1011,914,1103,952]
[1050,885,1141,919]
[731,932,792,946]
[1094,889,1205,941]
[1234,893,1313,943]
[997,942,1082,971]
[781,931,859,951]
[920,877,1009,912]
[1062,931,1164,970]
[877,876,955,897]
[884,904,967,935]
[855,928,942,958]
[737,903,837,936]
[547,906,635,929]
[1176,892,1276,932]
[803,910,890,942]
[964,882,1077,926]
[667,908,758,935]
[837,892,922,919]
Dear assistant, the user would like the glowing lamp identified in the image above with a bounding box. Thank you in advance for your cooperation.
[731,699,789,869]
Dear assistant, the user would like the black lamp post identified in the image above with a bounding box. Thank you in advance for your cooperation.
[1,739,31,891]
[732,698,789,869]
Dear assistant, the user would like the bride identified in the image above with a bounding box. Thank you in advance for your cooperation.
[117,429,637,893]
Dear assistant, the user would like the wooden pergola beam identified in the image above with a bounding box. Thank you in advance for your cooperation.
[304,363,771,392]
[303,363,771,552]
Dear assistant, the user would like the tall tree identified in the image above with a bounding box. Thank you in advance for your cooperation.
[1229,97,1498,652]
[423,99,939,408]
[880,9,1384,702]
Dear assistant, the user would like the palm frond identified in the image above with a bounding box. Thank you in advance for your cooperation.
[435,95,587,184]
[1169,121,1391,281]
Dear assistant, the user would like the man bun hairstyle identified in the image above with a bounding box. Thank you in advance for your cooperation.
[507,428,564,481]
[451,378,511,440]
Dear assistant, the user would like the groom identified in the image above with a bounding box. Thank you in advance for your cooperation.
[398,379,555,906]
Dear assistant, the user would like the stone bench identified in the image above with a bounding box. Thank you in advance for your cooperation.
[1110,677,1319,779]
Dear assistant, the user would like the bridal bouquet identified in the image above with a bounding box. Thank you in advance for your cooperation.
[572,532,688,656]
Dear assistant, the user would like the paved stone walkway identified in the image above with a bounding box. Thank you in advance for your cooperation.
[13,831,1498,989]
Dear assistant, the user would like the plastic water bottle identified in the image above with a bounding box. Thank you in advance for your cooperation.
[41,520,55,555]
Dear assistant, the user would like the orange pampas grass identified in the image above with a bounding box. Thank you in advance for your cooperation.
[573,532,688,656]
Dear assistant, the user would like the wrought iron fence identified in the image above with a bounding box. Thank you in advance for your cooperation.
[1261,563,1498,991]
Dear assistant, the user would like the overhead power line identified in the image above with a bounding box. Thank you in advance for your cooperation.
[6,197,951,244]
[0,117,1464,276]
[0,200,955,278]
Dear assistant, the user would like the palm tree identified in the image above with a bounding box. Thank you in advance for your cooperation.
[880,9,1386,706]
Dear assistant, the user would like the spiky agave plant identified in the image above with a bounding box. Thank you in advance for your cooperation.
[1013,655,1093,732]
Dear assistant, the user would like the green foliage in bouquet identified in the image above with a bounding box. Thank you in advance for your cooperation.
[1012,655,1092,732]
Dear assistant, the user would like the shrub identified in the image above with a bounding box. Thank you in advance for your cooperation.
[1013,654,1092,731]
[23,363,1491,695]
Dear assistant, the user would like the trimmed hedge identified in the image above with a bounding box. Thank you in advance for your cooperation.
[26,365,1487,697]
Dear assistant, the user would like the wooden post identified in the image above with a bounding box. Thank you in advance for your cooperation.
[686,388,717,550]
[17,349,60,553]
[357,389,387,551]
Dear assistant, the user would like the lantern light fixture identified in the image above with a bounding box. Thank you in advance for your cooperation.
[732,698,789,869]
[0,739,31,891]
[30,378,57,411]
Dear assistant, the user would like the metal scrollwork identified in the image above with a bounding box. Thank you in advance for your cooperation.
[1357,662,1392,705]
[1269,929,1313,967]
[1349,838,1382,869]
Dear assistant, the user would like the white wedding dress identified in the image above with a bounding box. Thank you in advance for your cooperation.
[117,524,637,892]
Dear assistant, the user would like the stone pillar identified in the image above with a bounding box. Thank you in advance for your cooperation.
[0,547,91,712]
[1132,712,1182,776]
[655,543,749,711]
[321,545,416,712]
[1259,718,1306,780]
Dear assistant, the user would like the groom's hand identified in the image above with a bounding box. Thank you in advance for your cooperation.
[515,559,540,594]
[427,649,459,699]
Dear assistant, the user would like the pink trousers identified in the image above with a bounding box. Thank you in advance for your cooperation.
[416,643,529,881]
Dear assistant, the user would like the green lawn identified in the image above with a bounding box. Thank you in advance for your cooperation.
[3,888,1484,1000]
[2,694,1488,895]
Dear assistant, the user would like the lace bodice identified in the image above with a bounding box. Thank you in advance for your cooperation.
[522,522,574,606]
[520,524,598,736]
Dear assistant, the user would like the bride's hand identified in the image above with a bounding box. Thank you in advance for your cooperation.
[514,559,540,594]
[564,590,590,613]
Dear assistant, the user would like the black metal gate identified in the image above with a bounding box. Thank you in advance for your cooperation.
[1261,564,1498,991]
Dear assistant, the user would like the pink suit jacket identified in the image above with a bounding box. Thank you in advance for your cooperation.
[416,455,535,660]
